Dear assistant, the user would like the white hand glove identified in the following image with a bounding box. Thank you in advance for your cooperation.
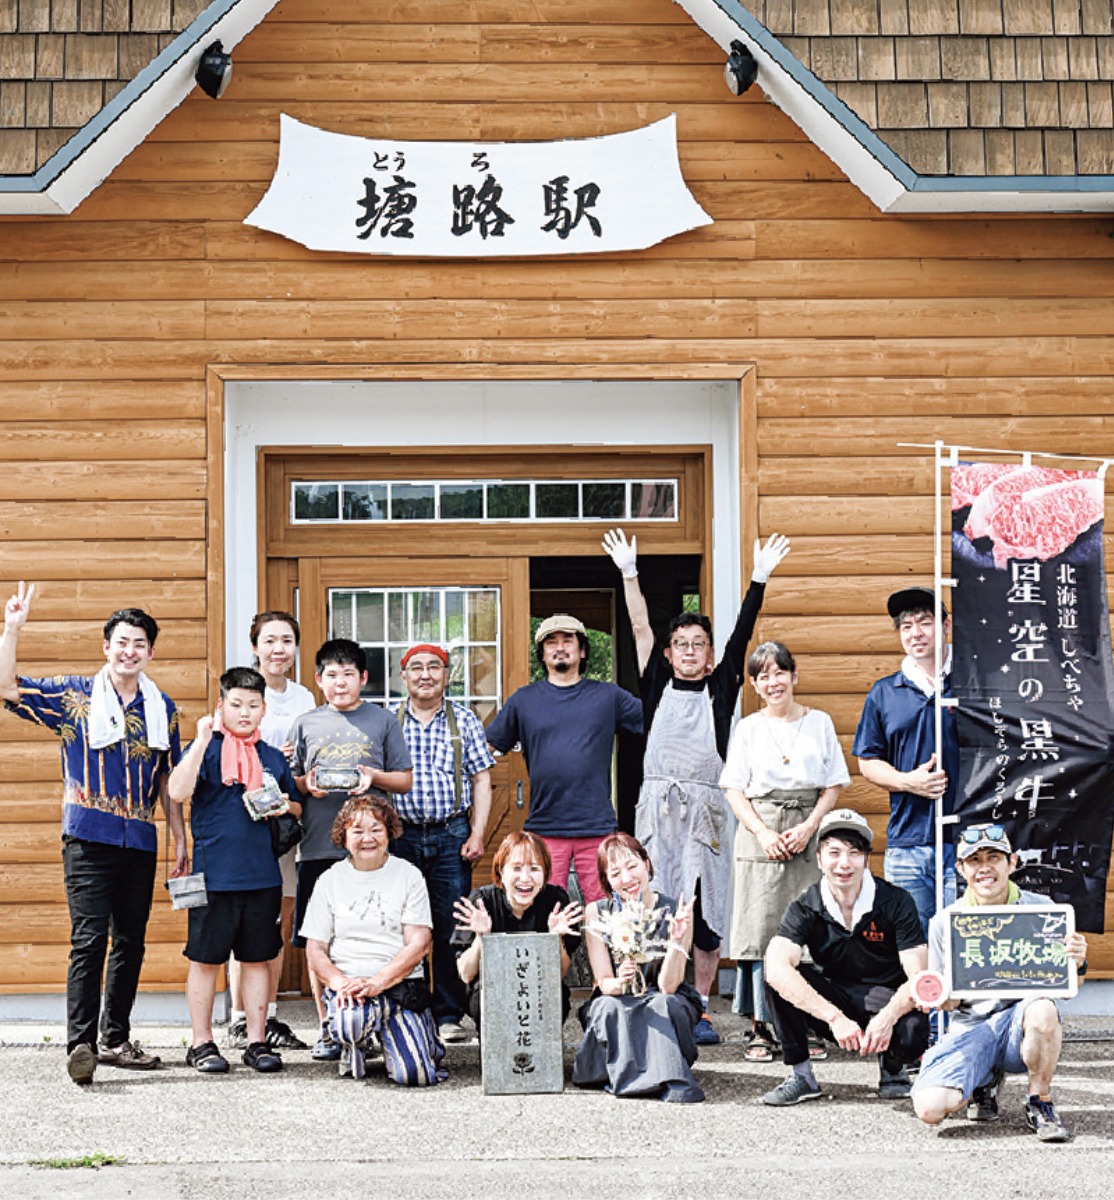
[752,533,790,583]
[602,528,638,579]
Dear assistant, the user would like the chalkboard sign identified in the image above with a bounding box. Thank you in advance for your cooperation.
[944,904,1077,1001]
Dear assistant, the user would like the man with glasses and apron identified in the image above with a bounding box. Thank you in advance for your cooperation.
[603,529,790,1045]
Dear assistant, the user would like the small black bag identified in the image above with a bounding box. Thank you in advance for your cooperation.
[270,812,303,858]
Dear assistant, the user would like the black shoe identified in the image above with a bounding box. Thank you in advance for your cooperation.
[243,1041,283,1073]
[968,1068,1003,1122]
[265,1016,308,1050]
[226,1018,248,1049]
[186,1041,230,1074]
[67,1043,97,1086]
[1024,1096,1071,1142]
[878,1060,912,1100]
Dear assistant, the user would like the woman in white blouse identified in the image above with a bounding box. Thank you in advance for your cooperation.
[719,641,850,1062]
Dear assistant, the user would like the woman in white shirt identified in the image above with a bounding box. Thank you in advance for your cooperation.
[719,641,849,1062]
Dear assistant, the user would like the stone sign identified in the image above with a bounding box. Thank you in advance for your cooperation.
[480,932,564,1095]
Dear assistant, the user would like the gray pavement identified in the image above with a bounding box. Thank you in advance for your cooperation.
[0,999,1112,1199]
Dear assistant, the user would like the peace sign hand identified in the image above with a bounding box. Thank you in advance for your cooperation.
[4,581,35,633]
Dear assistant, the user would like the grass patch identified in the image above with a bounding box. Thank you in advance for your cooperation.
[29,1152,124,1170]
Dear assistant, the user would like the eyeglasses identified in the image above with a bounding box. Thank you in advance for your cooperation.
[960,824,1007,844]
[670,639,709,652]
[405,662,445,675]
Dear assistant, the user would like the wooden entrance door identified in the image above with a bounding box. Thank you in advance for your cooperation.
[291,555,533,885]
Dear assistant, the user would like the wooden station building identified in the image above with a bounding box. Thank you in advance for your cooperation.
[1,0,1113,1011]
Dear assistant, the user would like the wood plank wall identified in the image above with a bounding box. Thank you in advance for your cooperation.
[1,0,1113,989]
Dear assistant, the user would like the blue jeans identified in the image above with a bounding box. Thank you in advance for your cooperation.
[884,843,956,941]
[391,813,473,1026]
[732,960,769,1023]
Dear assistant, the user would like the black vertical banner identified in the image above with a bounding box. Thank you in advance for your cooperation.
[950,462,1114,932]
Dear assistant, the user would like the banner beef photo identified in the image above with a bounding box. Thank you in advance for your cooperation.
[950,461,1114,932]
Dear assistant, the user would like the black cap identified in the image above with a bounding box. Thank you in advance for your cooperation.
[886,587,948,621]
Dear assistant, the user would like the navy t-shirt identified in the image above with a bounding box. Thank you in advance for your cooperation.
[188,734,296,891]
[485,677,643,837]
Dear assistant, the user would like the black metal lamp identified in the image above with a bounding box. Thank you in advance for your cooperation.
[196,40,233,99]
[724,40,758,96]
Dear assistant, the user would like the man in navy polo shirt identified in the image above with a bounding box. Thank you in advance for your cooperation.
[852,586,959,938]
[486,614,642,905]
[0,581,185,1086]
[763,808,928,1106]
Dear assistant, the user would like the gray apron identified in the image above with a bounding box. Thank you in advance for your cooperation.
[729,786,821,960]
[633,684,729,938]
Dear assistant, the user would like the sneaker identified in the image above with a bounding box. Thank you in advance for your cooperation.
[265,1016,308,1050]
[226,1018,248,1049]
[1024,1097,1071,1143]
[311,1019,342,1062]
[186,1041,230,1074]
[878,1061,912,1100]
[97,1039,162,1070]
[243,1041,284,1073]
[967,1068,1003,1122]
[762,1072,823,1106]
[437,1020,469,1044]
[67,1042,97,1086]
[694,1013,721,1046]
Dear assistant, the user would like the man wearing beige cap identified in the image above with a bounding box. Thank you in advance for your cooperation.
[763,807,929,1106]
[486,614,642,903]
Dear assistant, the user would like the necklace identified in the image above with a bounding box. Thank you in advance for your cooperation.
[763,707,809,766]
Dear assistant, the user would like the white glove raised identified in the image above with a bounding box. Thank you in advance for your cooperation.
[601,528,638,578]
[752,533,790,583]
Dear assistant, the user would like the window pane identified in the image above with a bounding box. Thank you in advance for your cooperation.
[387,646,406,697]
[390,484,435,520]
[582,482,625,519]
[387,591,408,641]
[343,483,387,521]
[445,590,465,641]
[330,592,355,639]
[293,482,339,521]
[363,646,386,698]
[440,483,483,520]
[468,590,498,641]
[355,592,384,643]
[486,483,529,519]
[630,481,676,519]
[536,483,578,518]
[469,645,498,696]
[473,699,496,725]
[410,591,439,642]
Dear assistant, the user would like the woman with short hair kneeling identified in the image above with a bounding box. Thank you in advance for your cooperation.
[573,832,704,1103]
[300,795,446,1086]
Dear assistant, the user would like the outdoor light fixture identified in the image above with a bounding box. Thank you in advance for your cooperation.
[196,40,233,99]
[724,40,758,96]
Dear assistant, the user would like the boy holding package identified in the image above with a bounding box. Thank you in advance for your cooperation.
[169,667,299,1075]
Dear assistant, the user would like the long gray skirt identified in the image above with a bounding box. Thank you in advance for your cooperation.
[572,985,704,1103]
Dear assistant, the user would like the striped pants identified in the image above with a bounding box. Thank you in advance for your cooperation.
[326,988,447,1087]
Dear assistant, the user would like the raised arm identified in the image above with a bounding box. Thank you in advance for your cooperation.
[602,528,654,673]
[0,581,35,701]
[719,534,791,678]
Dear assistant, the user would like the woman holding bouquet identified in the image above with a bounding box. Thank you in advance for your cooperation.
[572,832,704,1103]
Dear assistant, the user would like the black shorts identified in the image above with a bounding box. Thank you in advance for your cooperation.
[292,857,340,948]
[184,887,283,965]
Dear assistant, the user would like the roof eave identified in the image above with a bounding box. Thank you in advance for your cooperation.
[0,0,280,216]
[675,0,1114,214]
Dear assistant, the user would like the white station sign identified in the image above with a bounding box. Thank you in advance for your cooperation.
[244,113,712,257]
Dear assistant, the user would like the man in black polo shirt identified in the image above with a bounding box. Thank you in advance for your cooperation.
[763,808,929,1106]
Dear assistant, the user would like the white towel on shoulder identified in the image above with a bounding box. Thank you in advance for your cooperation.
[87,665,170,751]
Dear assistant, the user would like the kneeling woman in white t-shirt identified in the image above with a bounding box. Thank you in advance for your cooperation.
[300,796,447,1085]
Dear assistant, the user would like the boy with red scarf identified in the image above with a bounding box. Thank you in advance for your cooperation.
[168,667,299,1075]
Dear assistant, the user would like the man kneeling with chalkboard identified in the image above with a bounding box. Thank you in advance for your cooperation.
[911,823,1087,1143]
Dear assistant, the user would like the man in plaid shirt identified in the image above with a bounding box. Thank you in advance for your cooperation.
[390,643,494,1044]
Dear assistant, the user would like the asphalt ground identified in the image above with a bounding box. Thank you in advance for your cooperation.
[0,999,1111,1199]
